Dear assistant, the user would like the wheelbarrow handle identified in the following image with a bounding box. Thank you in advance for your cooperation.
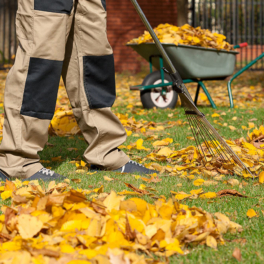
[234,42,248,49]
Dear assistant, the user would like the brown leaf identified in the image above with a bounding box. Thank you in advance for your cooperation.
[0,232,12,243]
[12,193,28,204]
[232,248,242,262]
[64,189,87,203]
[91,201,107,216]
[124,183,149,194]
[4,207,17,232]
[251,135,264,149]
[141,176,162,183]
[229,238,247,245]
[216,168,229,174]
[125,215,136,241]
[217,189,248,198]
[47,193,68,207]
[27,247,60,258]
[71,178,81,183]
[45,142,55,147]
[4,179,16,192]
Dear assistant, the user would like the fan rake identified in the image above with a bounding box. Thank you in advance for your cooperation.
[130,0,254,178]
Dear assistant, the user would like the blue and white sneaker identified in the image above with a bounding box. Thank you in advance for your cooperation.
[91,160,158,175]
[0,168,65,182]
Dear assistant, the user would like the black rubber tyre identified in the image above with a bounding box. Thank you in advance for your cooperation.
[140,71,178,109]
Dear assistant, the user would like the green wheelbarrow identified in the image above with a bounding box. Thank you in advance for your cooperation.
[127,42,247,109]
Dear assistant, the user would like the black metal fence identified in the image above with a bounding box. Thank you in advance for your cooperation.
[0,0,17,69]
[189,0,264,70]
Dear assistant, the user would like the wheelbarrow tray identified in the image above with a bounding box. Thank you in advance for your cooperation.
[127,43,239,80]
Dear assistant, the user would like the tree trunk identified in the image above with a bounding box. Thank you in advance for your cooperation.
[177,0,188,26]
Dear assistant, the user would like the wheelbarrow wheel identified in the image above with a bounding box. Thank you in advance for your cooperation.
[140,71,178,109]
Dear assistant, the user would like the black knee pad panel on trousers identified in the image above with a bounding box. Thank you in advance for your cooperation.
[101,0,107,11]
[83,54,116,109]
[20,58,62,120]
[34,0,73,15]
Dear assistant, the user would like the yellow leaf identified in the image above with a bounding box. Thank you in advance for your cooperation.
[175,193,192,200]
[140,127,146,133]
[248,122,255,128]
[165,238,184,254]
[1,190,12,200]
[17,214,43,239]
[68,261,91,264]
[103,191,124,212]
[125,129,132,136]
[79,249,98,259]
[229,126,236,131]
[211,113,220,117]
[227,179,239,186]
[193,179,205,186]
[103,176,114,182]
[2,241,22,251]
[136,138,149,151]
[190,188,203,195]
[187,175,195,180]
[247,209,257,218]
[259,171,264,184]
[60,244,76,253]
[206,235,217,249]
[61,220,82,232]
[199,192,217,199]
[157,147,173,157]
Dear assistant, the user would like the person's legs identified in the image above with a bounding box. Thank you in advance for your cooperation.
[62,0,129,170]
[0,0,74,179]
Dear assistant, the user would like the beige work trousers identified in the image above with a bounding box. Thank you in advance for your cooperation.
[0,0,129,179]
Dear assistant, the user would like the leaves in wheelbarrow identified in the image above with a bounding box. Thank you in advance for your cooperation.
[128,23,234,51]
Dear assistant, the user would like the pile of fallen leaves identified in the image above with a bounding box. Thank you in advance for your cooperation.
[118,120,264,179]
[128,24,234,51]
[0,179,242,263]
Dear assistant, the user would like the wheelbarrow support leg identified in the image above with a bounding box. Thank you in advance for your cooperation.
[198,81,217,109]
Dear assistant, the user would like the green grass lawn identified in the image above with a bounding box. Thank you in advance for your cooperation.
[0,70,264,263]
[25,105,263,264]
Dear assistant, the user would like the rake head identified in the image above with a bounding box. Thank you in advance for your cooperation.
[180,92,253,178]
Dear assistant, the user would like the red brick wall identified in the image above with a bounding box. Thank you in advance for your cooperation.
[107,0,177,73]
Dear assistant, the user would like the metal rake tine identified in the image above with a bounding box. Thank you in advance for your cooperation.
[202,118,254,178]
[198,118,232,162]
[195,118,224,158]
[197,119,245,176]
[200,117,241,161]
[190,115,220,165]
[200,118,237,159]
[188,115,210,159]
[192,116,220,160]
[187,113,252,178]
[187,114,207,165]
[190,115,218,158]
[201,119,248,169]
[202,119,243,162]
